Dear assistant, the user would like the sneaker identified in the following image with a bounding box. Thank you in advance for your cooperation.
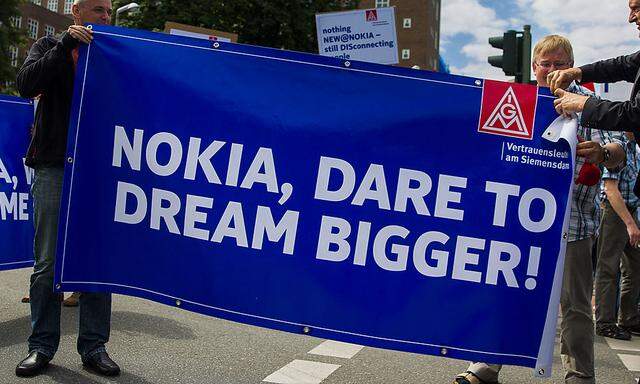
[596,324,632,340]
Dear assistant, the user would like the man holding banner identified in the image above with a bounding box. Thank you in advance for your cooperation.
[14,0,120,378]
[455,35,625,384]
[549,1,640,147]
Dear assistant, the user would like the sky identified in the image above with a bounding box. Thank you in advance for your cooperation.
[440,0,640,81]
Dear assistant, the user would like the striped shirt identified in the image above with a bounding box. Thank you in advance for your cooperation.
[601,134,639,209]
[568,84,624,242]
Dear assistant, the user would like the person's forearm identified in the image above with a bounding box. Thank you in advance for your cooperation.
[581,96,640,133]
[580,53,640,84]
[605,187,636,226]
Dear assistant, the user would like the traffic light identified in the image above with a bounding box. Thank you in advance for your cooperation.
[488,25,532,83]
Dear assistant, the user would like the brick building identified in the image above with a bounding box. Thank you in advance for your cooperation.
[356,0,440,70]
[9,0,73,70]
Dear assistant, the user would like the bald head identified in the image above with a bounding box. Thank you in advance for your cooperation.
[72,0,112,25]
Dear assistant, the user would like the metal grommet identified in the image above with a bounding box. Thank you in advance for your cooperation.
[538,368,545,375]
[55,284,61,290]
[302,326,310,334]
[440,348,447,355]
[67,157,73,164]
[344,61,351,68]
[213,42,220,48]
[87,25,93,30]
[475,80,482,86]
[562,232,568,239]
[175,300,181,307]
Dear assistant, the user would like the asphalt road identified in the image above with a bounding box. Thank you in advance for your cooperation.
[0,268,637,384]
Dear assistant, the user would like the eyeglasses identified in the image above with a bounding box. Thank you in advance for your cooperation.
[535,61,570,69]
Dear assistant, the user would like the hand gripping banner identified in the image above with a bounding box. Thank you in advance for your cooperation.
[55,25,576,376]
[0,94,34,271]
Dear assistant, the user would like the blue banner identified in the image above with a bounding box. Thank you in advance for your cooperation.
[55,25,574,375]
[0,94,34,271]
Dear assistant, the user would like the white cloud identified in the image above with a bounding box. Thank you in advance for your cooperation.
[441,0,511,79]
[518,0,628,33]
[450,63,509,81]
[441,0,507,38]
[518,0,636,66]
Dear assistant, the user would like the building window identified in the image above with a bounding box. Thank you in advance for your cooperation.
[375,0,390,8]
[64,0,73,14]
[10,46,19,67]
[47,0,58,12]
[402,49,410,60]
[28,19,39,39]
[30,0,42,5]
[10,16,22,28]
[45,25,55,37]
[403,18,412,28]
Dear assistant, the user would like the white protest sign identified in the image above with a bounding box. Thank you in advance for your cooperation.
[316,7,398,65]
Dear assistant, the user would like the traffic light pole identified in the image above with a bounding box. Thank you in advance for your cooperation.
[488,25,532,84]
[517,25,532,84]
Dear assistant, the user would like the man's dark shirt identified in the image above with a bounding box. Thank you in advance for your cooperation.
[16,32,79,168]
[578,51,640,196]
[579,51,640,134]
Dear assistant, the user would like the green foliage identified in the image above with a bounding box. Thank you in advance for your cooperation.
[0,0,25,95]
[113,0,359,53]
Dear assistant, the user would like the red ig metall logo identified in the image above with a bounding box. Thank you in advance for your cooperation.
[478,80,538,140]
[365,10,378,22]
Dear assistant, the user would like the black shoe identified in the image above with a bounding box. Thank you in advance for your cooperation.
[15,351,51,377]
[82,351,120,376]
[621,323,640,336]
[596,324,632,340]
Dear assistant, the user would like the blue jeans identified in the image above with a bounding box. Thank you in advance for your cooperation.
[28,167,112,359]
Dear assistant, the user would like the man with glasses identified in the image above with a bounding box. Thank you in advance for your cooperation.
[454,35,625,384]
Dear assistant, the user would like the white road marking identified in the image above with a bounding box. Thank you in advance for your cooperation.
[602,333,640,376]
[263,360,341,384]
[308,340,364,359]
[618,354,640,372]
[606,337,640,352]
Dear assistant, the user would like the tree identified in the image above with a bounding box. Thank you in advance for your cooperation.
[0,0,25,95]
[113,0,359,53]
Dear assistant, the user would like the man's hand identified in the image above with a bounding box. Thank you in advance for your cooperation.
[576,136,605,163]
[627,223,640,248]
[67,25,93,44]
[553,88,589,116]
[547,67,582,93]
